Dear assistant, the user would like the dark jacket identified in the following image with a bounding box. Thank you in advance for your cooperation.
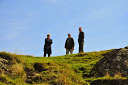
[44,38,52,54]
[65,37,75,49]
[78,31,84,43]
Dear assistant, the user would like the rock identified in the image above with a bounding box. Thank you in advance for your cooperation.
[90,79,128,85]
[0,57,12,74]
[91,47,128,77]
[124,46,128,49]
[0,58,8,64]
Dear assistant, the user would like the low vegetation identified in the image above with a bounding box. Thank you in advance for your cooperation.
[0,48,127,85]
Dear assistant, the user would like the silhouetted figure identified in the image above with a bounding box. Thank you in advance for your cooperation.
[78,27,84,53]
[44,33,52,57]
[65,33,75,54]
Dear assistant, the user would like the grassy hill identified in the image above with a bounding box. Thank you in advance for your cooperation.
[0,48,127,85]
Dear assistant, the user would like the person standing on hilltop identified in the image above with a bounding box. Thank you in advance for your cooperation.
[65,33,75,54]
[78,27,84,53]
[44,33,52,57]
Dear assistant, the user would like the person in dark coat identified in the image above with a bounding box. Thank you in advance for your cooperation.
[78,27,84,53]
[44,33,52,57]
[65,33,75,54]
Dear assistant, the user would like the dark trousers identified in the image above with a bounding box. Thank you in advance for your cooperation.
[44,53,50,57]
[79,42,84,53]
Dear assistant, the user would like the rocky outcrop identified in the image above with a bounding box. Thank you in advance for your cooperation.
[0,58,12,74]
[91,47,128,77]
[91,79,128,85]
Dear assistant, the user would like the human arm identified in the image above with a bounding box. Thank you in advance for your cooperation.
[44,39,47,45]
[50,39,53,44]
[82,32,84,39]
[72,38,75,49]
[65,39,67,49]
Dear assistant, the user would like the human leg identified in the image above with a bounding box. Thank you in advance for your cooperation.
[44,53,46,57]
[66,49,69,54]
[79,43,82,53]
[79,42,84,53]
[81,42,84,52]
[48,54,50,57]
[70,49,73,54]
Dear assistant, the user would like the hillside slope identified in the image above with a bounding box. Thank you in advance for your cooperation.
[0,47,128,85]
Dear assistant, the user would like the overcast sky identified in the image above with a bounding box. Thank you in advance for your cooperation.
[0,0,128,56]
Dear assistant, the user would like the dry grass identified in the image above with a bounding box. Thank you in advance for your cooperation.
[105,71,110,79]
[11,63,24,76]
[114,72,122,79]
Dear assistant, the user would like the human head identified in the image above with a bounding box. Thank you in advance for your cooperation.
[79,27,82,32]
[68,33,71,38]
[47,33,51,39]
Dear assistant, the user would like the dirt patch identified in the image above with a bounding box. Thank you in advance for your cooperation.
[34,63,48,72]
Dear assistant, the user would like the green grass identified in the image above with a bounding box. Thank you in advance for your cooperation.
[0,49,127,85]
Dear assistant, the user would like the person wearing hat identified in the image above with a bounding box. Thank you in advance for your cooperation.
[65,33,75,54]
[44,33,53,57]
[78,27,84,53]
